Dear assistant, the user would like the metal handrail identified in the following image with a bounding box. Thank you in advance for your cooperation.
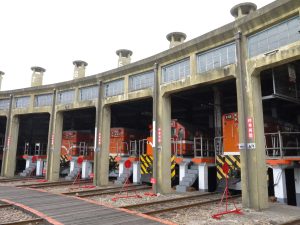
[265,131,300,158]
[129,140,137,156]
[194,137,214,157]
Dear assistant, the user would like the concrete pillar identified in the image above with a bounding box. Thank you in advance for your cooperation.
[36,159,44,176]
[82,160,92,179]
[48,112,63,181]
[98,105,111,185]
[198,163,208,191]
[294,168,300,206]
[132,161,141,184]
[273,167,287,203]
[31,67,45,87]
[118,160,125,177]
[179,161,189,182]
[3,115,19,177]
[73,60,88,79]
[93,82,102,186]
[235,32,268,210]
[0,71,4,91]
[157,95,172,193]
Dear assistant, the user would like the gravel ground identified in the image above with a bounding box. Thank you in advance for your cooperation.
[85,190,300,225]
[0,206,38,223]
[154,200,297,225]
[1,178,300,225]
[88,189,188,207]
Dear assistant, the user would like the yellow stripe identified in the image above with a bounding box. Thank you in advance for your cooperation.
[217,173,223,179]
[171,164,175,170]
[140,164,147,174]
[217,165,227,178]
[171,169,176,178]
[145,156,152,164]
[216,156,224,165]
[234,156,241,168]
[224,158,233,166]
[140,157,149,168]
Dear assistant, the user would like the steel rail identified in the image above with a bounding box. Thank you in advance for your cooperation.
[1,218,44,225]
[124,194,241,215]
[72,185,151,198]
[280,218,300,225]
[15,179,92,188]
[62,184,145,195]
[0,203,12,208]
[121,192,219,209]
[0,177,44,183]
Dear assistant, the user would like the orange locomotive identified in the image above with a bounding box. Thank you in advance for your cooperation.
[141,119,195,183]
[60,130,94,165]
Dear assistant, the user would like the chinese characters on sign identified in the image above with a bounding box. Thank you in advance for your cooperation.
[247,117,254,139]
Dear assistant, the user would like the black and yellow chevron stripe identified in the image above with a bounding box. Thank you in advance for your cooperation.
[216,155,240,180]
[140,154,176,179]
[140,154,153,175]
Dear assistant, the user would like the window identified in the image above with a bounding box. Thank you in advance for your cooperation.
[197,43,236,73]
[248,17,300,57]
[105,79,124,97]
[34,94,53,107]
[129,71,154,91]
[79,85,98,101]
[15,96,30,108]
[57,90,75,104]
[0,99,9,110]
[162,59,190,83]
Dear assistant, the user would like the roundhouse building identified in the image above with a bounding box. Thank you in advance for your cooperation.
[1,0,300,210]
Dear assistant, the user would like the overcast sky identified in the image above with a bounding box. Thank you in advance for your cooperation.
[0,0,274,91]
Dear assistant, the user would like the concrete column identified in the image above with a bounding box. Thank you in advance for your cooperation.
[36,159,44,176]
[179,162,189,182]
[273,167,287,203]
[82,160,92,179]
[93,82,102,186]
[294,168,300,206]
[48,112,63,181]
[3,115,19,177]
[235,32,268,209]
[98,105,111,185]
[198,163,208,191]
[132,161,141,184]
[45,90,56,180]
[157,94,172,193]
[118,160,125,176]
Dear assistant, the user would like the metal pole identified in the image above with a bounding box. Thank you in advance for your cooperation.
[153,62,159,193]
[1,94,13,176]
[46,89,56,179]
[235,31,251,205]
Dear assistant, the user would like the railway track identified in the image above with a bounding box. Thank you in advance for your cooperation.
[0,177,43,183]
[121,192,241,215]
[0,202,45,225]
[280,219,300,225]
[62,184,151,198]
[15,179,92,188]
